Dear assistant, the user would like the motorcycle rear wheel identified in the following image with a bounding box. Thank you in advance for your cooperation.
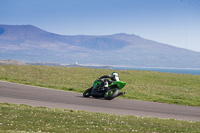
[104,88,119,100]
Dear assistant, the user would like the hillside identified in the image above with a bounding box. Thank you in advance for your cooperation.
[1,24,200,68]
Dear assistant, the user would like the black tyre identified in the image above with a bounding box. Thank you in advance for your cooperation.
[104,88,119,100]
[83,87,92,97]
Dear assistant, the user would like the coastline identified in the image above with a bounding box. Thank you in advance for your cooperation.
[1,59,200,75]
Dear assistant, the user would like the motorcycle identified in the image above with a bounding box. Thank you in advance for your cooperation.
[83,78,126,100]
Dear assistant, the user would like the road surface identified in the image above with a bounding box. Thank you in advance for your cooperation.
[0,80,200,121]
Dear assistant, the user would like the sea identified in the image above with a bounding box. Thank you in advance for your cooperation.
[113,67,200,75]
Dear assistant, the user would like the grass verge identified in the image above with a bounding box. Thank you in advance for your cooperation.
[1,103,200,133]
[0,65,200,106]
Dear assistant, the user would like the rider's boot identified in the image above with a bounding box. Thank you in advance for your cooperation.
[101,81,108,91]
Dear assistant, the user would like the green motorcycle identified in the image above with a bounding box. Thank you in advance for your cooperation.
[83,78,126,100]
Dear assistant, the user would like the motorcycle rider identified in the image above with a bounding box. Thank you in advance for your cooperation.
[98,72,120,91]
[91,72,120,97]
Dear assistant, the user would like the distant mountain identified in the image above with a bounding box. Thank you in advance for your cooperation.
[1,24,200,68]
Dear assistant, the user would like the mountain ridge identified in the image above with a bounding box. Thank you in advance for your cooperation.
[1,24,200,68]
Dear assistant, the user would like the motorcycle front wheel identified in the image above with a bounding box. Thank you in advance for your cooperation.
[83,87,92,97]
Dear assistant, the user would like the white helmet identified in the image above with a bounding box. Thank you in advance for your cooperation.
[111,72,120,81]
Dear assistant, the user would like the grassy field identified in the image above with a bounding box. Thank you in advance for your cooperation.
[1,103,200,133]
[0,65,200,106]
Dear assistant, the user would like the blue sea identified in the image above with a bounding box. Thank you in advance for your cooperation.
[114,67,200,75]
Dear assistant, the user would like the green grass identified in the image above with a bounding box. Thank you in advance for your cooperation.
[0,65,200,106]
[1,103,200,133]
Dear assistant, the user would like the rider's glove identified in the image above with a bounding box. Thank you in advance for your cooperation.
[98,77,103,82]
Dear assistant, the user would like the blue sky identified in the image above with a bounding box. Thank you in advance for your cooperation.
[1,0,200,52]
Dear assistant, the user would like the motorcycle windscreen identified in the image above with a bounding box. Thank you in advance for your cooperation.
[93,80,101,88]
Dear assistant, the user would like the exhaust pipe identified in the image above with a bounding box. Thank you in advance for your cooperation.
[117,92,125,97]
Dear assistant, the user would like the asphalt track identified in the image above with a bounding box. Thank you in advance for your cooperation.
[0,80,200,121]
